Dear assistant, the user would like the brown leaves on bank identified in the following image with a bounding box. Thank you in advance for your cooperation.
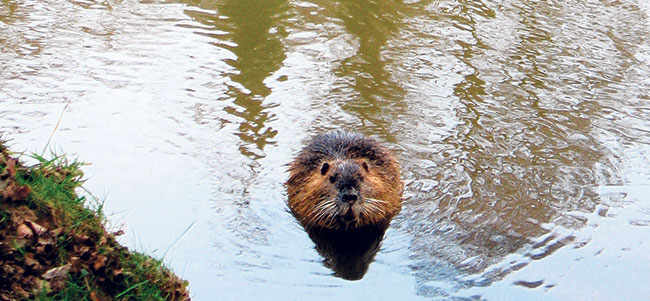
[0,148,190,300]
[0,208,125,299]
[0,157,31,202]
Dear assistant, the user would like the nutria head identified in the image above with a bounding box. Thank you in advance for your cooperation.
[286,131,403,231]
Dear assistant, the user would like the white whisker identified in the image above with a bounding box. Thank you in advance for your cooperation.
[309,199,340,228]
[365,197,386,204]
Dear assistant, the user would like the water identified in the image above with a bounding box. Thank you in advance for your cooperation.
[2,0,650,299]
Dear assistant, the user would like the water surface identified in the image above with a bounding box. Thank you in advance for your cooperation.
[2,0,650,299]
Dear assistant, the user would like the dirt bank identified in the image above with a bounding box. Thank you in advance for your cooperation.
[0,140,190,300]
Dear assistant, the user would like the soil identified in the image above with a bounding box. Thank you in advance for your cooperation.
[0,142,191,300]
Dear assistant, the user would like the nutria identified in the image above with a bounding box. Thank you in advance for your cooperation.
[286,131,404,280]
[286,130,404,231]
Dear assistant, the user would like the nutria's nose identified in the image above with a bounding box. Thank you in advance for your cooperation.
[342,193,358,204]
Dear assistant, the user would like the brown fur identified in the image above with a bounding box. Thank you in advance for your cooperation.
[286,131,403,230]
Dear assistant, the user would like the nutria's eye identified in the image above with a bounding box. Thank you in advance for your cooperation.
[321,162,330,175]
[329,175,337,183]
[362,162,369,172]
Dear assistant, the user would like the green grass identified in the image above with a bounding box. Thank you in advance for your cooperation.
[0,142,189,300]
[17,153,98,229]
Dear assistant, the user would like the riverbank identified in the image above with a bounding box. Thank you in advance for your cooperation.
[0,139,190,300]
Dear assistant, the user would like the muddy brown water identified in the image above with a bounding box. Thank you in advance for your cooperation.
[2,0,650,299]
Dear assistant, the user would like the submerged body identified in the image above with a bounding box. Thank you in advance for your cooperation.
[286,130,404,279]
[286,131,404,231]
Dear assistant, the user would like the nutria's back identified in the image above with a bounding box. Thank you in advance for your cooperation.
[286,131,403,231]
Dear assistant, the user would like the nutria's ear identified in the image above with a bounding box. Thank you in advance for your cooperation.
[361,161,369,172]
[321,162,330,175]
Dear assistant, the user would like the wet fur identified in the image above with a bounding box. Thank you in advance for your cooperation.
[286,131,404,230]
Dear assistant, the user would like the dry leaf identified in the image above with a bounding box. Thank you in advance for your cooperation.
[44,264,71,292]
[93,255,107,271]
[11,283,29,299]
[37,236,55,247]
[51,228,63,236]
[26,220,47,236]
[16,224,33,239]
[10,206,37,224]
[2,182,31,201]
[24,253,41,271]
[6,158,16,177]
[43,263,71,280]
[3,264,15,275]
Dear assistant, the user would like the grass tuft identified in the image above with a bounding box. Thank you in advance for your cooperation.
[0,140,190,300]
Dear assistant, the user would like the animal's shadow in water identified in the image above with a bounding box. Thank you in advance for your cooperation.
[286,131,404,280]
[305,223,389,280]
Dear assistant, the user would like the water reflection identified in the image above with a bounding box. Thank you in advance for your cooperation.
[403,0,617,289]
[307,225,387,280]
[0,0,18,24]
[2,0,650,298]
[329,0,406,139]
[183,0,289,158]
